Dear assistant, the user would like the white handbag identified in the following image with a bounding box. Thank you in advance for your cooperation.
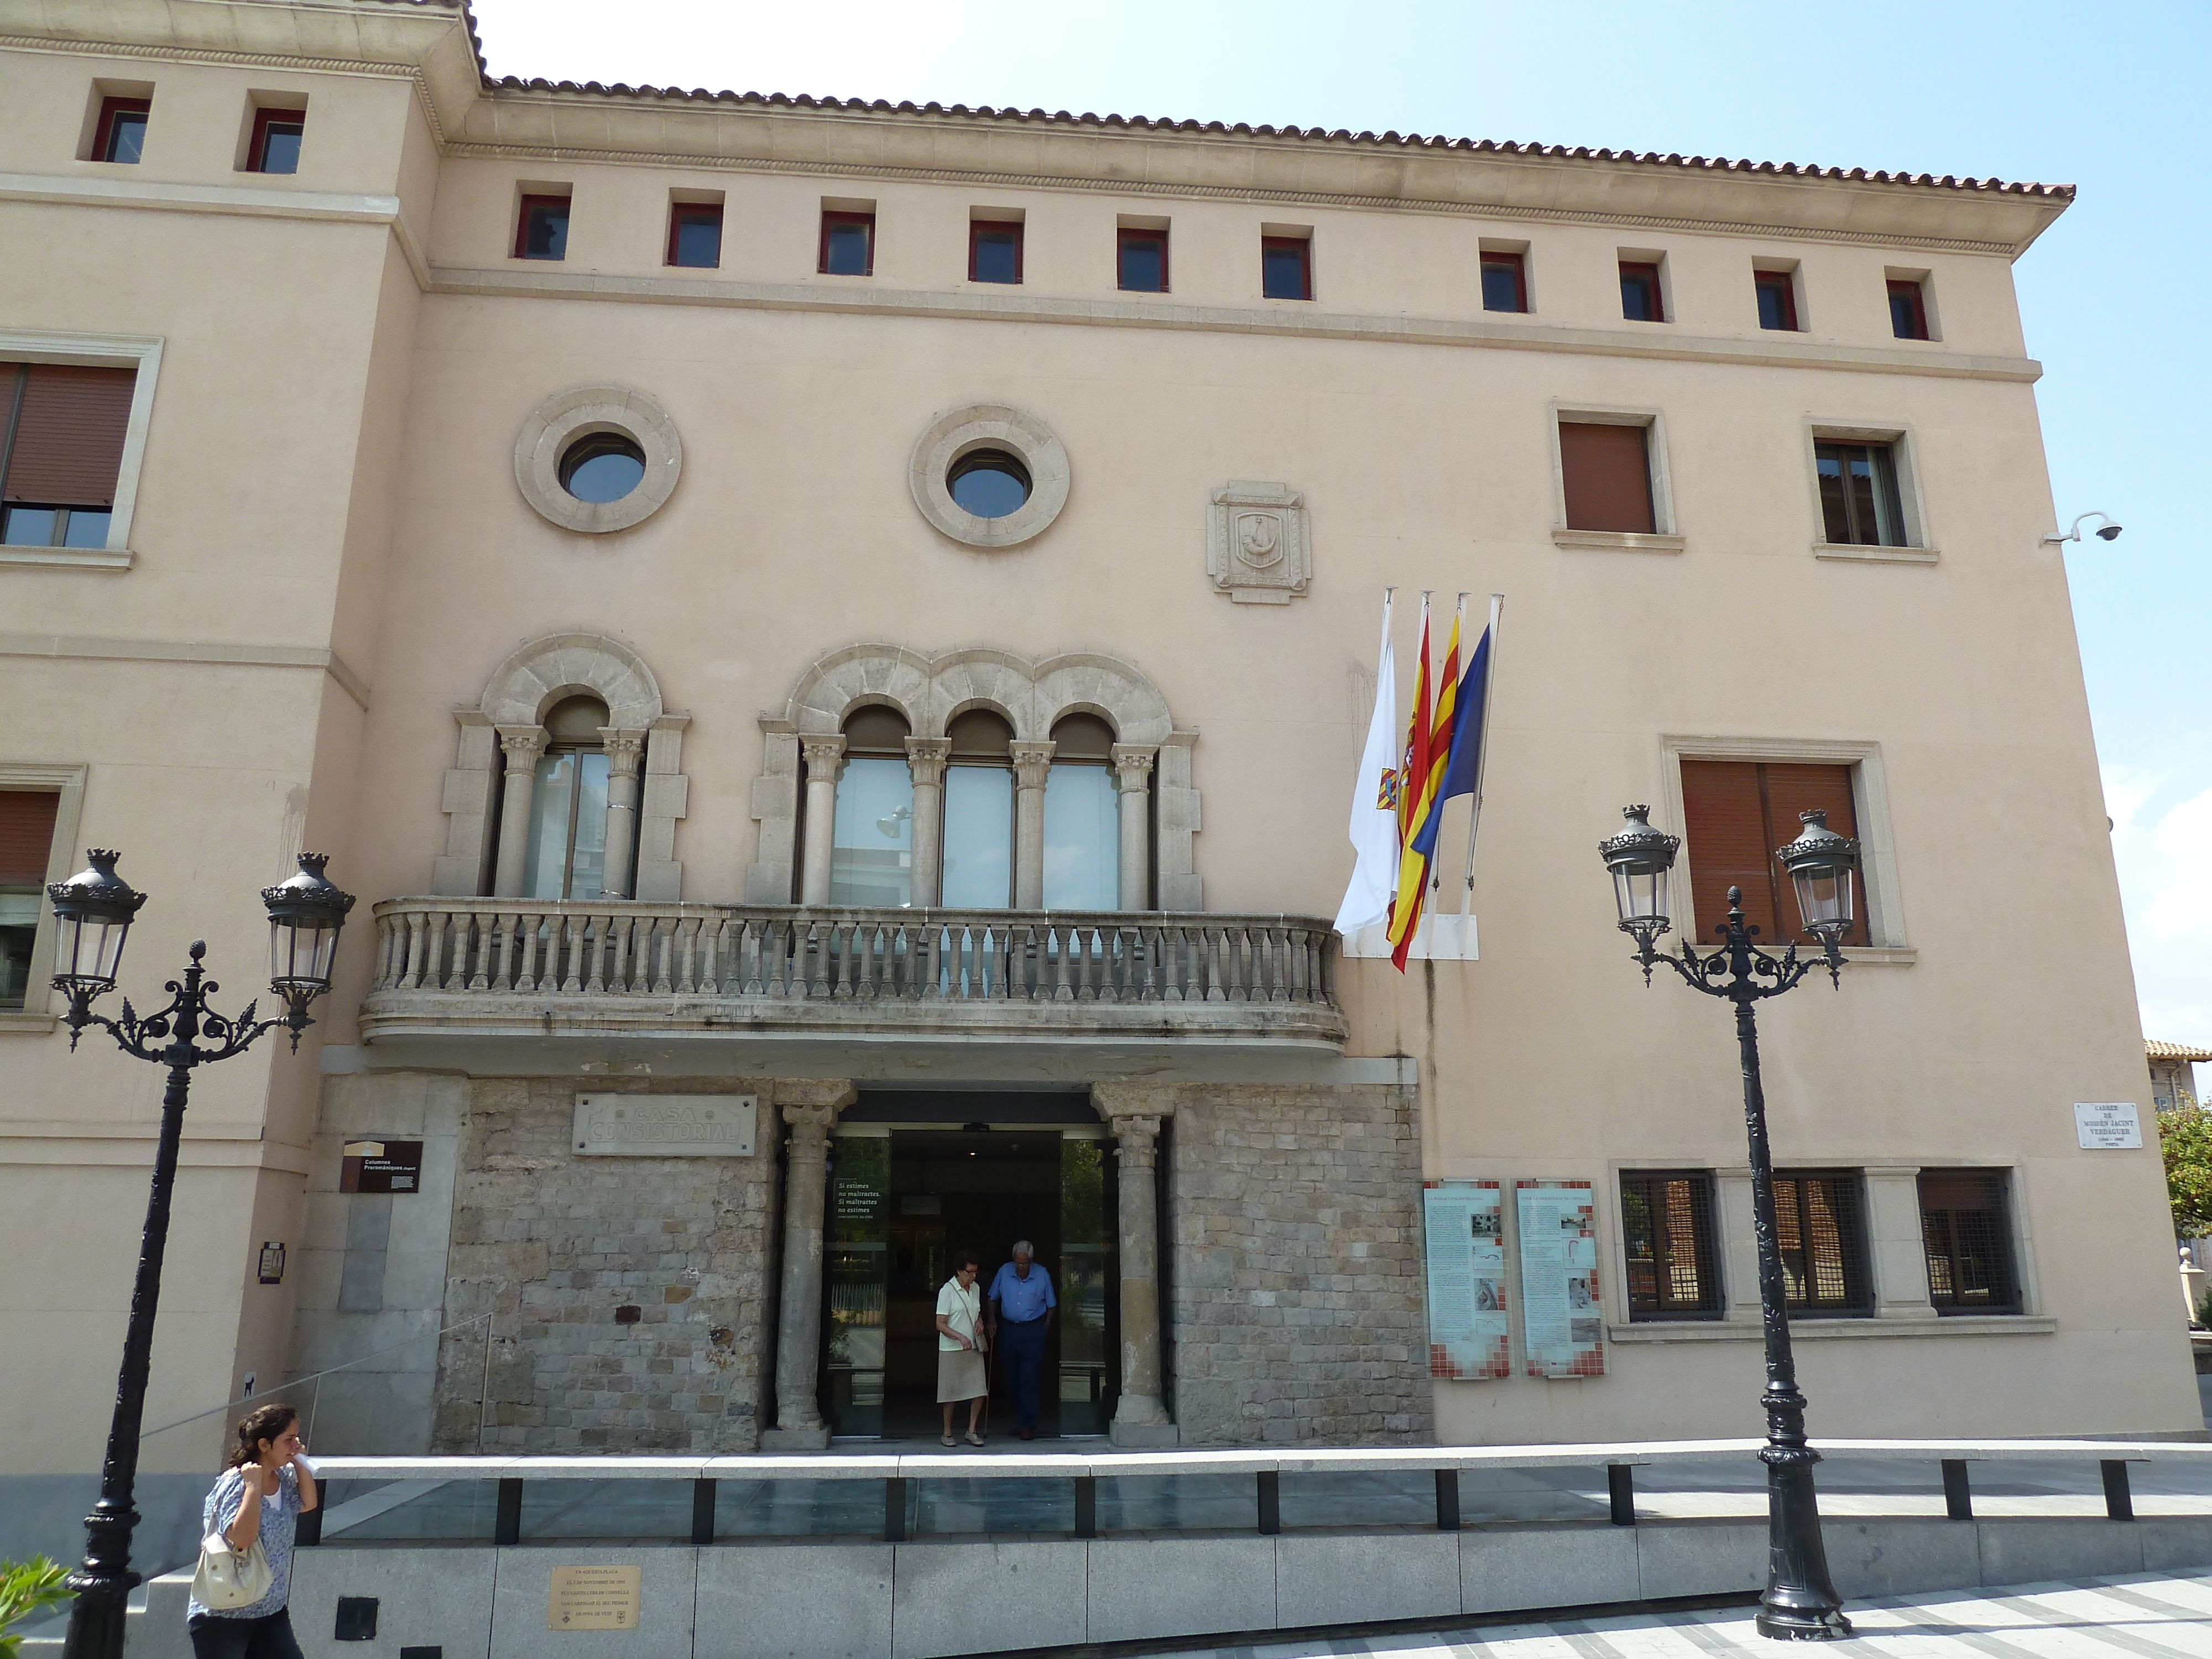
[191,1527,273,1611]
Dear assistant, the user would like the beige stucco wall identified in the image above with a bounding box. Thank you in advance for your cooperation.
[0,1,2194,1473]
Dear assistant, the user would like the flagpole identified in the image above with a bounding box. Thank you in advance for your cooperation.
[1458,592,1504,918]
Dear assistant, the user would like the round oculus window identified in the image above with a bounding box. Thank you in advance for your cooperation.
[947,448,1032,519]
[559,432,648,504]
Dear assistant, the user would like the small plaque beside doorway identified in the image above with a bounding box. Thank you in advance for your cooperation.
[340,1140,422,1194]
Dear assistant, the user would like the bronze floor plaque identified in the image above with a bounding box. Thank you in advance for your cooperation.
[547,1564,642,1631]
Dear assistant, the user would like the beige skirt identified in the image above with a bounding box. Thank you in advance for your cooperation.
[937,1346,987,1403]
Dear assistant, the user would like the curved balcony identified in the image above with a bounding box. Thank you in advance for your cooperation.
[358,899,1346,1051]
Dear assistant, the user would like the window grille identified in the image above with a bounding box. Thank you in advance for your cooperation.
[1773,1172,1872,1314]
[1620,1172,1721,1319]
[1917,1170,2021,1314]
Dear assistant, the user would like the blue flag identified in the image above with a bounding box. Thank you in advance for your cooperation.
[1436,626,1491,807]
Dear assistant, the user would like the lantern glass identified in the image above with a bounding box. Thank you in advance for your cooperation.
[260,852,355,999]
[1789,860,1856,935]
[1599,805,1681,937]
[46,849,144,995]
[1611,862,1671,929]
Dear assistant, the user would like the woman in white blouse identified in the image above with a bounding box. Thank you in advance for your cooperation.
[935,1249,988,1446]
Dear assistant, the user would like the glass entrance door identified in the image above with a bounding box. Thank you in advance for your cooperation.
[822,1125,1118,1438]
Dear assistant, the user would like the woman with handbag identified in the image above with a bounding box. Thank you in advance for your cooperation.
[186,1403,318,1658]
[934,1249,988,1447]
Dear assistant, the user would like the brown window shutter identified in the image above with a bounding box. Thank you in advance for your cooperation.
[0,790,60,885]
[1558,421,1655,533]
[2,364,137,505]
[1678,759,1780,946]
[1763,761,1869,945]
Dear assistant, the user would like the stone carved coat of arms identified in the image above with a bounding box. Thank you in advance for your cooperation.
[1207,481,1310,603]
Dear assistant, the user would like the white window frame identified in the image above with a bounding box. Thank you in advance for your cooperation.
[0,330,162,571]
[1549,401,1684,554]
[1657,735,1913,958]
[0,761,88,1032]
[1803,417,1937,565]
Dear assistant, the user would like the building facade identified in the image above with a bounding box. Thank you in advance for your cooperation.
[2,0,2201,1477]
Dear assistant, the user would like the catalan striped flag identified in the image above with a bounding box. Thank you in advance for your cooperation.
[1386,599,1463,970]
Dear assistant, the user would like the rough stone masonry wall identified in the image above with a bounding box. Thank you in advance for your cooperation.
[431,1078,779,1453]
[1168,1083,1430,1444]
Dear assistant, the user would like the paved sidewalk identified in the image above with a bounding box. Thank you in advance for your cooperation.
[1140,1571,2212,1657]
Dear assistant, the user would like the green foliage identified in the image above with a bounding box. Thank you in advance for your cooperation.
[0,1557,74,1655]
[2160,1105,2212,1239]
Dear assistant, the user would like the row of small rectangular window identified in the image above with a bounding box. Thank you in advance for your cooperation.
[1559,413,1914,548]
[1623,1168,2019,1321]
[83,90,305,173]
[518,191,1939,338]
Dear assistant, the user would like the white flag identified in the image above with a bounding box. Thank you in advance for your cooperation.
[1334,593,1400,937]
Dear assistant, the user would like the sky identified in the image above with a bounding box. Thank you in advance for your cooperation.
[468,0,2212,1055]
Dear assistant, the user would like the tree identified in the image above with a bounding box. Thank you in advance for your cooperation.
[2158,1105,2212,1239]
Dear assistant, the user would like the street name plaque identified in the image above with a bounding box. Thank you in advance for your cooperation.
[2073,1101,2143,1150]
[547,1563,641,1631]
[573,1094,758,1157]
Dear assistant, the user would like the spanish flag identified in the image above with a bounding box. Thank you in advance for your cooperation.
[1386,601,1462,969]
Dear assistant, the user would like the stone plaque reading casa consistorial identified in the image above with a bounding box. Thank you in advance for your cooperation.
[572,1094,758,1157]
[1207,480,1310,603]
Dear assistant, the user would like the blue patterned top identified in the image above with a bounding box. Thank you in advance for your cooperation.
[188,1464,300,1621]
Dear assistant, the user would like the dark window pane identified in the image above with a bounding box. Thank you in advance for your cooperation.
[1816,451,1852,543]
[1845,455,1880,544]
[1888,280,1927,340]
[1918,1171,2020,1314]
[1261,242,1308,300]
[522,202,568,260]
[972,227,1020,284]
[259,122,304,175]
[61,509,111,548]
[672,212,721,268]
[559,434,646,504]
[1620,267,1661,321]
[1620,1173,1719,1319]
[107,112,148,164]
[1756,276,1792,331]
[1,507,58,546]
[1119,233,1166,293]
[824,220,871,275]
[1481,258,1525,312]
[948,450,1030,519]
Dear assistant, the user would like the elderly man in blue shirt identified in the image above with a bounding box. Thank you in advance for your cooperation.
[986,1239,1057,1439]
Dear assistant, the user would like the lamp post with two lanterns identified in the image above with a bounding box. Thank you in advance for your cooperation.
[44,848,354,1659]
[1598,802,1862,1641]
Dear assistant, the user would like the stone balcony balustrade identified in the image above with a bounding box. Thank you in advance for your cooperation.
[359,898,1347,1047]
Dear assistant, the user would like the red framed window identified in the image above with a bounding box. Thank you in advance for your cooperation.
[1754,269,1798,331]
[514,194,570,261]
[820,211,875,276]
[1260,236,1311,300]
[1117,227,1168,293]
[969,220,1022,284]
[1887,278,1929,340]
[667,202,723,269]
[246,107,306,175]
[1480,252,1527,313]
[92,97,151,165]
[1619,261,1665,322]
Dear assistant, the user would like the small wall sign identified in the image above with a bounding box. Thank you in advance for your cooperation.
[2074,1102,2143,1150]
[547,1564,641,1631]
[340,1140,424,1194]
[572,1094,757,1157]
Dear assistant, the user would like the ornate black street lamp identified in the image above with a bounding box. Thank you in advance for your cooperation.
[1599,804,1859,1641]
[47,851,354,1659]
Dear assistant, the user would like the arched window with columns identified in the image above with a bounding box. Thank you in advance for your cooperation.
[757,646,1199,913]
[434,633,687,902]
[828,705,914,907]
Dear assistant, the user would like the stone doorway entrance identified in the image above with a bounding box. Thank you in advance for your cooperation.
[823,1119,1117,1439]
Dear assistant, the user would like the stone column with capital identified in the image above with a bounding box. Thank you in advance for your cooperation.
[598,728,645,899]
[798,735,846,905]
[905,738,950,907]
[1111,744,1156,911]
[1010,740,1056,909]
[764,1078,859,1450]
[1099,1098,1178,1446]
[491,726,547,898]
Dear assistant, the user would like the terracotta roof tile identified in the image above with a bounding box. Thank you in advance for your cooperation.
[2150,1040,2212,1063]
[387,1,2073,201]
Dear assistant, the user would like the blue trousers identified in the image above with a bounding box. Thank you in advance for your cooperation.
[998,1316,1048,1430]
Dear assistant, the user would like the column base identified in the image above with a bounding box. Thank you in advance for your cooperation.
[760,1426,832,1451]
[1108,1421,1180,1449]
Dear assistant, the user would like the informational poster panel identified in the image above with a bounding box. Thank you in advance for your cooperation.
[1516,1181,1605,1378]
[1422,1180,1510,1379]
[339,1140,422,1194]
